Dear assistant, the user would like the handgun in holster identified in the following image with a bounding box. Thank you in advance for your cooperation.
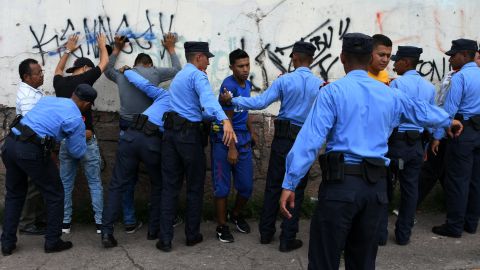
[132,114,148,130]
[318,152,345,183]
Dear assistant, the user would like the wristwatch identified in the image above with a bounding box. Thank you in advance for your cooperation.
[64,49,71,55]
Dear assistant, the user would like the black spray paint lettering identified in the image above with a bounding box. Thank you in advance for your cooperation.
[418,57,450,82]
[253,17,351,90]
[30,10,175,65]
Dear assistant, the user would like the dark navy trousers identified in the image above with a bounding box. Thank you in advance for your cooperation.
[417,138,447,207]
[308,175,387,270]
[259,136,308,242]
[1,136,64,249]
[160,127,205,243]
[102,129,163,236]
[382,137,423,243]
[444,124,480,235]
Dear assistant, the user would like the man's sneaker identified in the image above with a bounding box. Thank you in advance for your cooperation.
[186,234,203,246]
[216,225,234,243]
[173,216,184,228]
[229,213,251,234]
[95,224,102,234]
[125,221,143,234]
[62,223,71,234]
[432,224,461,238]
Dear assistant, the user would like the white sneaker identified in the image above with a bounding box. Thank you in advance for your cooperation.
[62,223,71,234]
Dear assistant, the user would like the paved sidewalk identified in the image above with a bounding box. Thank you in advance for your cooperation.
[0,213,479,270]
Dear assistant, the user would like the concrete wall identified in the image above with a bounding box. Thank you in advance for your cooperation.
[1,0,478,112]
[0,0,478,212]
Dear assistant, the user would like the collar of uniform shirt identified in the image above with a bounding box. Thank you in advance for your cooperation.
[403,70,420,76]
[346,69,369,77]
[462,62,478,70]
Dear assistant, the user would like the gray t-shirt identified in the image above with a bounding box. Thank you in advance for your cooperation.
[105,53,181,121]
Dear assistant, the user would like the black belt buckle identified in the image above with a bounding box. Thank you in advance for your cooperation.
[361,158,385,184]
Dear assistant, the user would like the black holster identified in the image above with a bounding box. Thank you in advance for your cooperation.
[319,152,345,183]
[130,114,161,136]
[361,158,386,184]
[274,119,301,141]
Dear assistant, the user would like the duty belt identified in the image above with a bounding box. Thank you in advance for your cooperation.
[163,112,203,131]
[389,129,421,145]
[318,152,386,184]
[274,119,301,140]
[455,113,480,131]
[130,114,162,136]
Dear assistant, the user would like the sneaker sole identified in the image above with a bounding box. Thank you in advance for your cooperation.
[62,229,71,234]
[216,233,234,243]
[125,222,143,234]
[235,224,250,234]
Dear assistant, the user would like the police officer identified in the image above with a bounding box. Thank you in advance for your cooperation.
[432,39,480,238]
[221,41,324,252]
[100,68,171,248]
[379,46,436,245]
[279,33,463,270]
[157,42,237,252]
[1,84,96,255]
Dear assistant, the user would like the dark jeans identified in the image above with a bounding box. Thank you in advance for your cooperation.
[308,175,387,270]
[119,118,139,226]
[444,125,480,235]
[258,137,308,242]
[1,136,64,249]
[102,129,163,236]
[160,127,205,243]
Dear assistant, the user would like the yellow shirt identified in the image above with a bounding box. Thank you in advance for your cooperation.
[368,70,390,85]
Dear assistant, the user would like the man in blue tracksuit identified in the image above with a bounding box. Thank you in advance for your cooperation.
[211,49,257,243]
[221,41,324,252]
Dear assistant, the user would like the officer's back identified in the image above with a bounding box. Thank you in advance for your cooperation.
[273,67,323,125]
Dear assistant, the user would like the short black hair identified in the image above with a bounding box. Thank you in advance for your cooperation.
[134,53,153,66]
[372,34,392,48]
[343,51,372,66]
[19,58,38,81]
[463,50,476,60]
[185,52,202,63]
[293,52,313,64]
[401,57,420,68]
[229,49,249,65]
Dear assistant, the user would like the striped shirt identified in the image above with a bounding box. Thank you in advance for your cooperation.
[16,82,44,116]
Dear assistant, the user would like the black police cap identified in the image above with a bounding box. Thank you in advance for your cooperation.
[66,57,95,73]
[342,33,373,54]
[391,46,423,62]
[445,39,478,56]
[289,41,316,57]
[74,84,97,105]
[184,41,215,58]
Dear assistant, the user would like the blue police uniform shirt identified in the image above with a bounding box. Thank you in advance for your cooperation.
[217,75,252,131]
[434,62,480,139]
[232,67,324,126]
[124,70,171,131]
[13,96,86,159]
[390,70,436,132]
[282,70,452,191]
[169,63,227,122]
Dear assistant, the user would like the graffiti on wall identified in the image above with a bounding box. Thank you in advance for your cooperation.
[30,10,175,65]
